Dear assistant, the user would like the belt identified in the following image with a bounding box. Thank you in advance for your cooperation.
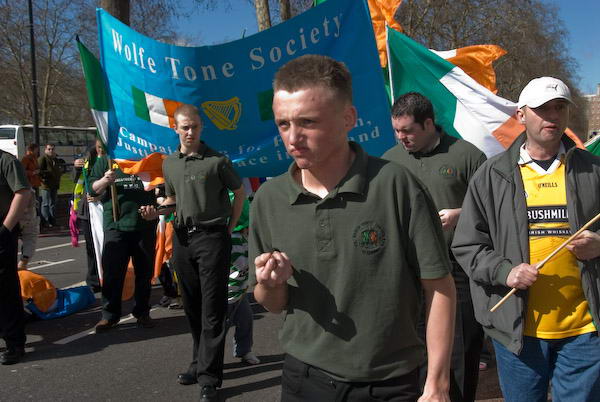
[184,224,227,235]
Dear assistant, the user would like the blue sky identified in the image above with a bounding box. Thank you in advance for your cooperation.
[544,0,600,95]
[174,0,599,95]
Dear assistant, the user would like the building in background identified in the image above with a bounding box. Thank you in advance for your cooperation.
[584,84,600,139]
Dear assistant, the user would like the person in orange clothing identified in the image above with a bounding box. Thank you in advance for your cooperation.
[21,144,41,191]
[18,144,41,270]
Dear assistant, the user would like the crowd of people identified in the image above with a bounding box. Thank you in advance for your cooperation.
[1,54,599,402]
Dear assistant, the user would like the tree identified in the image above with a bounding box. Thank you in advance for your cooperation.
[396,0,588,136]
[192,0,312,31]
[0,0,92,126]
[0,0,181,126]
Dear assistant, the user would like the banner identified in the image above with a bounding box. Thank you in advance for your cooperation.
[96,0,393,177]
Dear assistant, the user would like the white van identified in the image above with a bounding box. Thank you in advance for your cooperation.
[0,125,25,158]
[0,125,96,170]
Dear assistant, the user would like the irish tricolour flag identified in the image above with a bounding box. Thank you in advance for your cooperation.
[77,38,110,145]
[132,86,183,129]
[387,28,583,157]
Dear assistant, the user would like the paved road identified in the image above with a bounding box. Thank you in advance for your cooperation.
[1,230,504,401]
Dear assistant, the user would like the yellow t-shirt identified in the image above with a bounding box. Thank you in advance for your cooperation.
[521,162,596,338]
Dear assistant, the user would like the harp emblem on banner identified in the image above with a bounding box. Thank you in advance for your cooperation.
[201,97,242,131]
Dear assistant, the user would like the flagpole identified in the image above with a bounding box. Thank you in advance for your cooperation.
[490,211,600,312]
[107,157,119,222]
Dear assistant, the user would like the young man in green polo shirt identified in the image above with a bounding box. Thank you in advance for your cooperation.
[382,92,487,402]
[89,155,158,332]
[0,149,32,365]
[249,54,456,401]
[140,104,245,402]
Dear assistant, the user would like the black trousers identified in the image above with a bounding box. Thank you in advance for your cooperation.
[100,228,156,321]
[453,267,484,402]
[417,263,483,402]
[281,354,421,402]
[79,218,100,289]
[172,226,231,388]
[0,226,25,350]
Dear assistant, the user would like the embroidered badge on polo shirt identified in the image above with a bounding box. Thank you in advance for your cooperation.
[438,165,457,177]
[352,221,386,255]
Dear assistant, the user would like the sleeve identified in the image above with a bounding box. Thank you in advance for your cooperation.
[451,172,514,287]
[38,156,48,180]
[405,181,452,279]
[88,156,107,197]
[163,160,175,197]
[218,157,243,191]
[248,189,271,286]
[5,157,30,193]
[72,166,82,183]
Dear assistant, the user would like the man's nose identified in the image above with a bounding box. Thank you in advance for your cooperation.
[288,124,302,145]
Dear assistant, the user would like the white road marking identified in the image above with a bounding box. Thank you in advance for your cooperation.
[54,307,160,345]
[28,259,76,271]
[35,240,85,252]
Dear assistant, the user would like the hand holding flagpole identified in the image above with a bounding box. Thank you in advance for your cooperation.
[107,157,119,222]
[490,211,600,312]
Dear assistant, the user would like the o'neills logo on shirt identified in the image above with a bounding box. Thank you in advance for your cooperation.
[537,182,558,188]
[352,221,386,255]
[527,206,568,223]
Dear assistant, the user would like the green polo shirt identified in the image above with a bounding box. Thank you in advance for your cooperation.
[382,132,486,247]
[163,142,242,228]
[88,156,156,231]
[249,142,450,382]
[0,150,30,219]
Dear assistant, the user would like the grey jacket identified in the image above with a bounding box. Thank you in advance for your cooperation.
[452,133,600,354]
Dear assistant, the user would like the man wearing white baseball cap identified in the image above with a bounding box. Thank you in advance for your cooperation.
[452,76,600,401]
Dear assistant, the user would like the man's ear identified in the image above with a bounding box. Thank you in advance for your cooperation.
[516,108,525,124]
[424,117,435,133]
[344,105,357,131]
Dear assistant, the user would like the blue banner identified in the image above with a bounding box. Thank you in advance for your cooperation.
[97,0,393,177]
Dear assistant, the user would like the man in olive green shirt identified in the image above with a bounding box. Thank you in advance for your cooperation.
[0,150,31,365]
[249,55,456,401]
[140,104,245,402]
[89,156,157,332]
[382,92,487,402]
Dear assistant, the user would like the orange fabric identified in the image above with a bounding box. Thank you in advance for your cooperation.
[164,99,184,129]
[492,116,585,149]
[122,261,135,301]
[448,45,507,93]
[116,152,167,190]
[368,0,403,67]
[18,271,57,313]
[491,115,523,148]
[21,152,41,188]
[153,220,174,279]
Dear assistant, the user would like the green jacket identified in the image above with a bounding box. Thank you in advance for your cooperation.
[452,133,600,354]
[38,154,62,190]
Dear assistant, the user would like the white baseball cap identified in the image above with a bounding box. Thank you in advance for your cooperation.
[517,77,574,109]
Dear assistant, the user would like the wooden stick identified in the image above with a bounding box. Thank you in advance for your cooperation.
[107,157,119,222]
[490,211,600,312]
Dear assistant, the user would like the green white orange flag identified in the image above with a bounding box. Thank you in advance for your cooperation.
[585,135,600,156]
[386,28,584,157]
[131,86,183,129]
[77,38,110,145]
[433,45,506,94]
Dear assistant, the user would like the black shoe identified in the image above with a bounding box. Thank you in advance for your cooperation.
[95,319,119,333]
[136,315,155,328]
[1,347,25,365]
[200,385,218,402]
[177,372,198,385]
